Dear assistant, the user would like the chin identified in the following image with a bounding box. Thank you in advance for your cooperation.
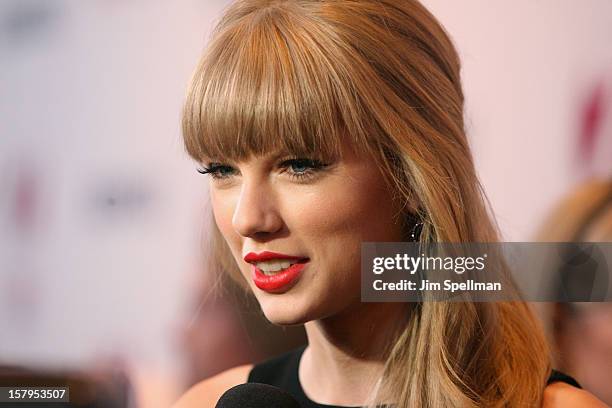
[257,295,314,326]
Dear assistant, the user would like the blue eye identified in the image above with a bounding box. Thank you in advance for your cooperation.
[197,163,236,179]
[289,159,311,173]
[280,158,328,181]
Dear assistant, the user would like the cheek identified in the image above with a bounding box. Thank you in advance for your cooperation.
[284,177,401,243]
[210,190,240,248]
[280,174,402,277]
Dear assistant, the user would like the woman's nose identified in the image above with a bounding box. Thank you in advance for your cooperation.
[231,180,283,238]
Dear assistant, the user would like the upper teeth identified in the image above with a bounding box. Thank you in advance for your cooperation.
[255,260,297,274]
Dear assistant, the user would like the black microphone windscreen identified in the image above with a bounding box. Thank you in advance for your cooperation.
[215,382,302,408]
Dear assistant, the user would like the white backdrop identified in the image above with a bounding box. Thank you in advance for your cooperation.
[424,0,612,240]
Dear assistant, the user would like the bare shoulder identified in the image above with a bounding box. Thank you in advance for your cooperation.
[542,382,609,408]
[172,364,254,408]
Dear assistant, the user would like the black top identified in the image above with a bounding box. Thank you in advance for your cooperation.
[247,345,581,408]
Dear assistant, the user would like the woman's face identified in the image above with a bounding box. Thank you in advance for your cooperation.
[206,144,405,324]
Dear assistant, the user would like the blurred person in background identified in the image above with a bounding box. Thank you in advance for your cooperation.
[178,269,306,387]
[535,179,612,406]
[0,357,134,407]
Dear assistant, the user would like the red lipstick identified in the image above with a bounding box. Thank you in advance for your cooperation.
[244,251,306,263]
[243,251,309,293]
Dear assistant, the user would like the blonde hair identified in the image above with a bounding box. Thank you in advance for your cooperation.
[182,0,551,406]
[536,179,612,242]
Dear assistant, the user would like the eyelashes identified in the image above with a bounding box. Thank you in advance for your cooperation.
[196,158,330,183]
[197,164,235,179]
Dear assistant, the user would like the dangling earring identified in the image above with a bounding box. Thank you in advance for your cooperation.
[408,221,423,242]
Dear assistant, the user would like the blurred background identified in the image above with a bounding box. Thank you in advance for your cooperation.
[1,0,611,406]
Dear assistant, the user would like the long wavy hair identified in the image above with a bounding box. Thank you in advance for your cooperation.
[182,0,551,406]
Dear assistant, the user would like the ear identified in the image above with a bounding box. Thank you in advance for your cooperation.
[403,212,424,242]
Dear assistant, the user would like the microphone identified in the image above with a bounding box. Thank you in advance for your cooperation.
[215,383,303,408]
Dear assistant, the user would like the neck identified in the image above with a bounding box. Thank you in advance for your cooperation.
[299,302,410,406]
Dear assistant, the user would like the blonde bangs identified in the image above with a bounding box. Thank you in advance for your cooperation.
[182,5,368,163]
